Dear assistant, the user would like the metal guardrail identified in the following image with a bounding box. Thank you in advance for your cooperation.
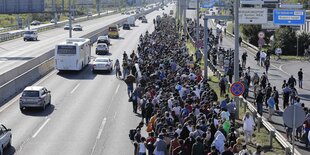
[186,24,300,155]
[0,10,120,43]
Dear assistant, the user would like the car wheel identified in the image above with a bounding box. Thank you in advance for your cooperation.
[0,147,3,155]
[7,139,11,148]
[36,37,38,41]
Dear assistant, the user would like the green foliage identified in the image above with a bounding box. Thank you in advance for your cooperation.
[240,25,262,47]
[271,27,297,55]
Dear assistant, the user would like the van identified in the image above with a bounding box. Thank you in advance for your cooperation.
[23,30,38,41]
[108,25,119,39]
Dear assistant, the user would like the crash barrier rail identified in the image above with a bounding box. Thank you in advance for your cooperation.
[186,25,300,155]
[0,6,161,105]
[0,4,156,42]
[0,11,118,43]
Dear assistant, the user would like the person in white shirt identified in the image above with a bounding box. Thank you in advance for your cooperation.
[220,109,230,121]
[139,137,147,155]
[260,51,266,67]
[243,112,255,144]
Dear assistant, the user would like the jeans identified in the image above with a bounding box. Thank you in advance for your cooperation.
[257,102,263,116]
[299,79,303,88]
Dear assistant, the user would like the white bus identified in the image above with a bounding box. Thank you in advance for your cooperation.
[55,38,91,71]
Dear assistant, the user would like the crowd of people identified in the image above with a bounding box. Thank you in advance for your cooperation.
[124,15,268,155]
[186,17,310,149]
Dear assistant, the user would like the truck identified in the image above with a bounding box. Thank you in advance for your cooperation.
[127,16,136,27]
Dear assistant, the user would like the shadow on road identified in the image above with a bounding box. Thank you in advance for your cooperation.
[21,104,55,117]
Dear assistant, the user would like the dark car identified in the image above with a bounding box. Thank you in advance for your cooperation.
[123,23,130,30]
[30,20,41,26]
[138,16,145,20]
[142,18,148,23]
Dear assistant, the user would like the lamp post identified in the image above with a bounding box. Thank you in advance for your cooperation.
[69,0,72,38]
[296,30,301,57]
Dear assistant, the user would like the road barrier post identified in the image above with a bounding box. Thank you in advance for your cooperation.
[257,116,262,133]
[269,130,275,147]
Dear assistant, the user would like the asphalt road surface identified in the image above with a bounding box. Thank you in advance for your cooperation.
[0,9,147,75]
[0,5,174,155]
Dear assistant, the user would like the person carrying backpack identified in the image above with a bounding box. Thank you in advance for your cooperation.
[265,83,272,108]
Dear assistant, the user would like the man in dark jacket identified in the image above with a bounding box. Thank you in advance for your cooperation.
[192,137,204,155]
[288,75,296,88]
[256,90,264,116]
[298,68,303,88]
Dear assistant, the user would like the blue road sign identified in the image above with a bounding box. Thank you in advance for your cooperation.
[0,0,45,14]
[202,0,221,8]
[273,9,306,25]
[202,1,214,8]
[230,82,245,96]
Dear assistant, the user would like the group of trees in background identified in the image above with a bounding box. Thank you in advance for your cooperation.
[241,25,310,55]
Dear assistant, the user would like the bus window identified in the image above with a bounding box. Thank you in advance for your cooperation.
[57,45,77,55]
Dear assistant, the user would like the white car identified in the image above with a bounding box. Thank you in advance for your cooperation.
[0,124,12,155]
[23,30,38,41]
[92,57,113,73]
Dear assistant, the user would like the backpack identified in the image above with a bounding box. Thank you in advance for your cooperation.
[129,129,137,141]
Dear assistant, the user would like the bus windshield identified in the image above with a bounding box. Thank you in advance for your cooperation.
[57,45,77,55]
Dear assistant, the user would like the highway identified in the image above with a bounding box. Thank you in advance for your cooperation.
[0,9,144,75]
[0,5,173,155]
[187,9,310,154]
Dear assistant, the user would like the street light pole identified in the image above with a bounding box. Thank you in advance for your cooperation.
[183,0,187,34]
[196,0,199,42]
[203,18,208,79]
[69,0,72,38]
[234,0,240,118]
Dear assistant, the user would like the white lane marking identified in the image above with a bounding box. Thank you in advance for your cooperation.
[32,118,50,138]
[278,64,290,76]
[113,112,117,119]
[0,70,57,113]
[70,83,80,94]
[96,117,107,139]
[115,84,120,95]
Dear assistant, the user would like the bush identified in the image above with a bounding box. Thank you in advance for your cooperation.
[269,27,310,55]
[241,25,263,47]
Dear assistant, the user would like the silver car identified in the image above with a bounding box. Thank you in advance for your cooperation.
[19,86,51,111]
[0,124,12,155]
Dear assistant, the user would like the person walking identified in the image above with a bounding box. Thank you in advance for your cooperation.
[154,134,168,155]
[265,83,272,108]
[298,68,303,89]
[282,84,291,109]
[264,58,270,74]
[256,90,264,116]
[267,95,275,121]
[272,86,279,111]
[243,112,255,144]
[191,137,204,155]
[241,52,247,69]
[114,59,121,78]
[288,75,296,88]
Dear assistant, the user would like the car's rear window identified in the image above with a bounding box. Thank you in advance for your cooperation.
[24,31,35,34]
[22,91,39,97]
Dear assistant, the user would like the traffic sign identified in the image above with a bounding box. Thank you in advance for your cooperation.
[258,31,265,39]
[273,9,306,25]
[283,105,305,128]
[230,82,245,96]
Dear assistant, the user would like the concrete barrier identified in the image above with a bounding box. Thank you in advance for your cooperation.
[0,7,160,105]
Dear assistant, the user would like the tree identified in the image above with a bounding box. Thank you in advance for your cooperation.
[271,27,297,55]
[240,25,261,47]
